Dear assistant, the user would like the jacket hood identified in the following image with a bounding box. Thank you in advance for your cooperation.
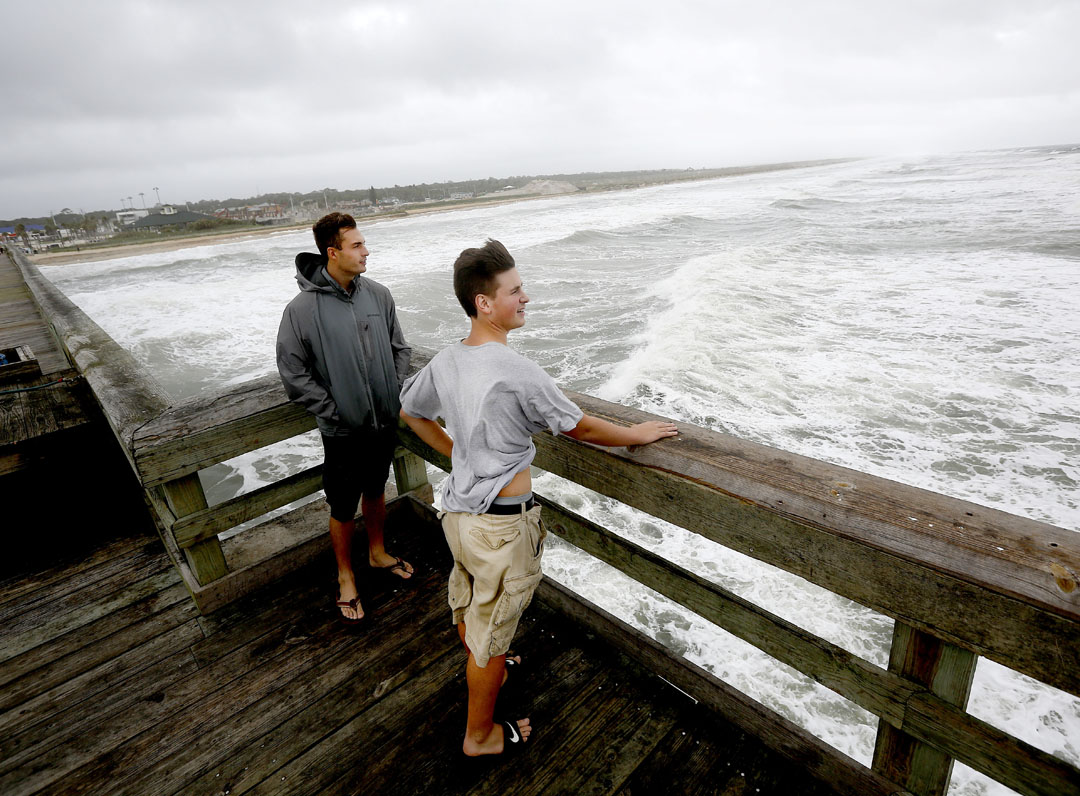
[294,251,335,293]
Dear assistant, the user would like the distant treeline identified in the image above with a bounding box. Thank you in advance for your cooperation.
[3,159,851,228]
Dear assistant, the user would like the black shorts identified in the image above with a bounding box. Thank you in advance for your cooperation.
[321,428,397,522]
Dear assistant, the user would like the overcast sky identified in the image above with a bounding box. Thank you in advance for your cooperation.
[1,0,1077,219]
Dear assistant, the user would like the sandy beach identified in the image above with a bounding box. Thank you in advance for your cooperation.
[28,160,846,267]
[28,193,557,266]
[30,224,312,266]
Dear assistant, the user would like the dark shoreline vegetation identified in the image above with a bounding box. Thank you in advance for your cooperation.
[3,157,853,234]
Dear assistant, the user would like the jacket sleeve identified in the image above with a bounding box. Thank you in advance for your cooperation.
[276,305,339,423]
[386,295,412,387]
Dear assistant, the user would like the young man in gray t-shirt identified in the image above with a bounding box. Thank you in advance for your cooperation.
[400,239,676,757]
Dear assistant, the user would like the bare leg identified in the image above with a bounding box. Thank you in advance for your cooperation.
[328,516,362,620]
[458,622,518,684]
[462,652,531,756]
[363,493,413,578]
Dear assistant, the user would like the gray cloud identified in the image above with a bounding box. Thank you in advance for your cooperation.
[1,0,1077,217]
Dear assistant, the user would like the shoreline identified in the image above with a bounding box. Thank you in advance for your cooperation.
[29,159,847,267]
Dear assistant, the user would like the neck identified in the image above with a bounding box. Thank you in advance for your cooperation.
[324,262,353,292]
[463,318,508,347]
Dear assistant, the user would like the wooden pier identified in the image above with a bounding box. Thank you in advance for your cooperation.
[2,246,1078,796]
[0,244,93,473]
[0,502,850,796]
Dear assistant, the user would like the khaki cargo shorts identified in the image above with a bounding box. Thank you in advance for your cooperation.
[440,505,546,668]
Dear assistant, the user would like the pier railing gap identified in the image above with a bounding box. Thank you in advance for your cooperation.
[12,248,1079,796]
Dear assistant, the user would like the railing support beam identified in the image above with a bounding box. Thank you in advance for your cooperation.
[161,473,228,585]
[393,445,432,503]
[873,621,977,796]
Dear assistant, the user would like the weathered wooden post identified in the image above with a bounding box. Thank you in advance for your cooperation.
[158,474,229,585]
[392,445,432,503]
[872,622,977,796]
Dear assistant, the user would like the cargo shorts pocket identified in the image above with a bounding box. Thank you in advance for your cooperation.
[469,514,521,551]
[446,563,472,616]
[488,568,544,655]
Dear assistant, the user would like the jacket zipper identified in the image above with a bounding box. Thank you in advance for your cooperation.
[351,294,380,431]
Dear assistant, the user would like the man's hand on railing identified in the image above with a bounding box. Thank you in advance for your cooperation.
[564,415,678,448]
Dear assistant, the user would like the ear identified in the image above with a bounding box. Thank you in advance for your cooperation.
[475,293,492,315]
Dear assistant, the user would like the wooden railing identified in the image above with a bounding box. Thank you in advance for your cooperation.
[13,246,1079,796]
[398,352,1079,796]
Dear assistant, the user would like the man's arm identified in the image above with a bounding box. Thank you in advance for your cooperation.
[400,409,454,459]
[563,415,677,447]
[276,309,339,422]
[386,296,412,386]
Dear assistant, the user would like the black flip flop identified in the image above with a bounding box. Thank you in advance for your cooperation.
[493,716,529,754]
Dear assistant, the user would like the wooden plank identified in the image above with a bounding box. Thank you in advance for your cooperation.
[162,473,228,585]
[0,595,197,714]
[244,604,549,796]
[0,620,204,763]
[534,493,913,723]
[392,446,431,500]
[241,640,467,796]
[171,464,324,548]
[536,577,913,796]
[45,563,448,796]
[189,565,332,667]
[131,373,316,487]
[0,568,181,663]
[465,663,681,796]
[617,707,845,796]
[184,492,416,615]
[539,575,1080,796]
[0,375,91,445]
[0,581,190,692]
[873,622,977,796]
[521,423,1080,699]
[535,494,1077,796]
[0,604,337,796]
[185,499,329,614]
[326,622,593,796]
[0,533,151,613]
[2,650,198,776]
[6,247,171,454]
[0,542,172,633]
[0,536,167,625]
[134,571,458,796]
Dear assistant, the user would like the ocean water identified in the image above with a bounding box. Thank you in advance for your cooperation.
[49,145,1080,795]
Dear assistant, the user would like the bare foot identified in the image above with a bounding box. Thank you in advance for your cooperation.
[463,717,531,756]
[337,576,363,621]
[369,552,414,579]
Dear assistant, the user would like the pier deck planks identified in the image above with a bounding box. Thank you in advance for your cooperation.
[0,516,846,796]
[0,253,70,377]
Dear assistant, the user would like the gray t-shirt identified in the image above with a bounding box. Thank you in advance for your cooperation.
[399,341,584,514]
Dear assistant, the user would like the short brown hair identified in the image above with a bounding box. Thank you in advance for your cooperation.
[312,212,356,256]
[453,239,516,317]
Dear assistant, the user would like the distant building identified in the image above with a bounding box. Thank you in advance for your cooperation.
[214,203,286,223]
[449,192,474,200]
[116,209,149,226]
[132,210,214,231]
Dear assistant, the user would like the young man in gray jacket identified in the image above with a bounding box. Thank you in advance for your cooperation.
[277,212,413,623]
[400,239,676,755]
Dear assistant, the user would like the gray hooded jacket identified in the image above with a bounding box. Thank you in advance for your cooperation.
[276,252,411,436]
